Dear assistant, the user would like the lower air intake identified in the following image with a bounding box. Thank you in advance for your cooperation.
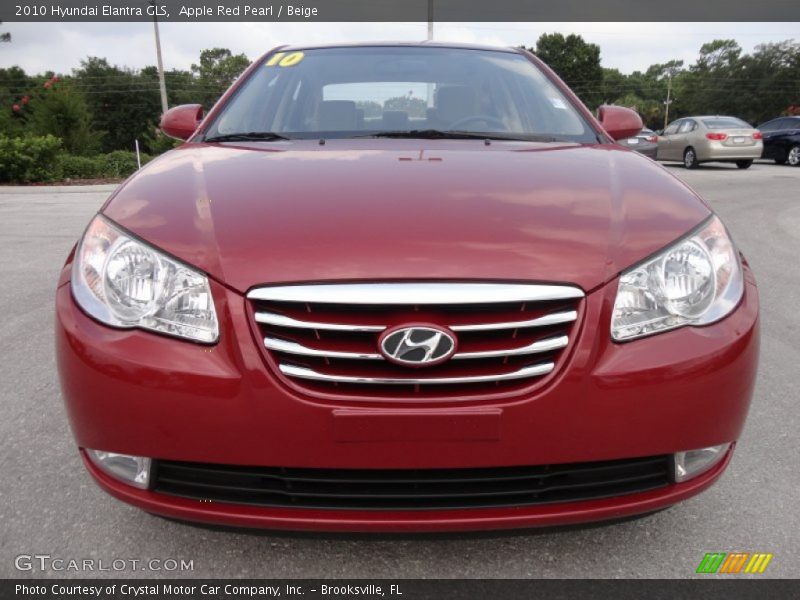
[153,455,671,511]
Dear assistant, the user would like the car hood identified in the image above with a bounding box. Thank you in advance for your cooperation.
[103,140,710,293]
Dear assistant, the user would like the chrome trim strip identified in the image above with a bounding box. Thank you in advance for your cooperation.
[451,310,578,332]
[266,334,568,362]
[248,283,584,304]
[278,362,555,385]
[452,335,569,359]
[255,311,386,332]
[264,337,382,360]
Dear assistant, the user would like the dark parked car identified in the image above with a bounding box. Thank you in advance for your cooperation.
[758,116,800,166]
[620,127,658,158]
[56,43,758,532]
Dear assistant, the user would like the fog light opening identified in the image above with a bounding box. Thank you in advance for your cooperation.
[673,443,731,483]
[86,449,152,489]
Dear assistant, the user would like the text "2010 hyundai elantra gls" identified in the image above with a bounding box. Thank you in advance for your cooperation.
[56,43,759,532]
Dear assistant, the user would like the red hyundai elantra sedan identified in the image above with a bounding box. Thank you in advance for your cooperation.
[55,43,759,532]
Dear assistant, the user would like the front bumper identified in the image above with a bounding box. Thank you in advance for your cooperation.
[82,446,733,532]
[56,266,759,531]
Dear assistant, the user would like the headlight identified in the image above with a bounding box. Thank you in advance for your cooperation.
[71,215,219,343]
[611,216,743,341]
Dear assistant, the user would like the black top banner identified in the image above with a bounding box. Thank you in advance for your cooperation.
[3,0,800,22]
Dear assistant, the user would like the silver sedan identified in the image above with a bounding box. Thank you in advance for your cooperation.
[657,116,763,169]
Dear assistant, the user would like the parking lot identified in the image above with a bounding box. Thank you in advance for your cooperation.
[0,161,798,579]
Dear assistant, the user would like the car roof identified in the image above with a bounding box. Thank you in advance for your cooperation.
[758,115,800,124]
[274,41,522,54]
[681,115,749,120]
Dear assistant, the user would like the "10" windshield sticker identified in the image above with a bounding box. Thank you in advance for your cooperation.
[265,52,305,67]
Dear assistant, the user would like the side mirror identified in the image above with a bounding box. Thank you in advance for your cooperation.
[598,105,644,141]
[159,104,204,140]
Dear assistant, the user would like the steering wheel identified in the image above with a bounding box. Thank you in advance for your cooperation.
[448,115,507,131]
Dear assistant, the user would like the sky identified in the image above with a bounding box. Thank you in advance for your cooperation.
[1,21,797,76]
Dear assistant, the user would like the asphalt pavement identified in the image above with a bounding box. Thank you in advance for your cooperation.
[0,161,798,579]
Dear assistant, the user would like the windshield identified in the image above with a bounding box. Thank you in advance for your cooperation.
[204,46,598,142]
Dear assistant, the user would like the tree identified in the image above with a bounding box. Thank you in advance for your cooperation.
[529,33,604,108]
[612,94,663,128]
[140,65,202,107]
[27,82,101,155]
[191,48,250,107]
[383,95,426,118]
[73,57,161,153]
[600,68,626,105]
[1,66,32,135]
[681,40,745,119]
[694,39,742,71]
[737,40,800,124]
[355,100,381,118]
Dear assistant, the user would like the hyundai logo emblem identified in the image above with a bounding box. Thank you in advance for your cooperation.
[379,325,457,367]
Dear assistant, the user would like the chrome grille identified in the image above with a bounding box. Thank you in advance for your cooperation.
[247,283,584,401]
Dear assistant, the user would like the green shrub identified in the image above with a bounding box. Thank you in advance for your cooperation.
[56,154,104,179]
[140,128,180,155]
[0,134,63,182]
[0,135,153,182]
[57,150,152,180]
[99,150,151,178]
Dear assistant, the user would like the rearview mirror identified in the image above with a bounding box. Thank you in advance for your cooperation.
[597,105,643,141]
[160,104,204,140]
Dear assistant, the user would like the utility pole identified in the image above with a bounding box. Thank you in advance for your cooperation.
[662,73,673,130]
[426,0,434,107]
[149,1,168,115]
[427,0,434,40]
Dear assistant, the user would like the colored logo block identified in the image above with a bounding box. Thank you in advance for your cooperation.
[697,552,773,574]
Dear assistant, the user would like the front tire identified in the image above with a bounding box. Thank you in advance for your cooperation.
[683,147,699,169]
[788,145,800,166]
[736,160,753,169]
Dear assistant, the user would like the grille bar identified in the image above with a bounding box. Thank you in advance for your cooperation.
[156,472,665,500]
[452,335,568,359]
[255,311,386,332]
[256,308,578,334]
[264,337,383,360]
[279,362,555,384]
[153,455,671,510]
[247,282,585,304]
[450,309,578,332]
[152,456,667,485]
[264,335,568,361]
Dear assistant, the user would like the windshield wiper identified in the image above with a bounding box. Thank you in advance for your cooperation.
[352,129,560,142]
[204,131,292,143]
